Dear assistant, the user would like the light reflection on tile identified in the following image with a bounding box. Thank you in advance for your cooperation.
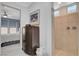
[1,44,29,56]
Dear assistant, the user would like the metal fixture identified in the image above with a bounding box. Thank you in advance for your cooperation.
[3,10,8,18]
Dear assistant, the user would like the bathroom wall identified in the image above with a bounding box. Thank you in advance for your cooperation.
[0,3,1,55]
[28,2,53,56]
[54,12,79,56]
[20,9,30,49]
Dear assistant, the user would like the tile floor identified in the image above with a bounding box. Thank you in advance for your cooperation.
[1,44,29,56]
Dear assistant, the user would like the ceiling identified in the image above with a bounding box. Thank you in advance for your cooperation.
[1,2,74,19]
[2,2,33,10]
[1,2,32,19]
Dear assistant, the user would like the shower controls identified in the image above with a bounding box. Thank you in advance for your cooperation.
[67,27,70,30]
[72,26,77,30]
[67,26,77,30]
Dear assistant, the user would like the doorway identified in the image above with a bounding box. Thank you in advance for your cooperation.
[0,3,21,55]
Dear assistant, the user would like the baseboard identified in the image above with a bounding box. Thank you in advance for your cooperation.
[1,40,20,47]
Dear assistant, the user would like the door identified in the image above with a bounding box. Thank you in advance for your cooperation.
[54,13,79,56]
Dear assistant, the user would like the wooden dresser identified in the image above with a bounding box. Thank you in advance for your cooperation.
[22,24,39,55]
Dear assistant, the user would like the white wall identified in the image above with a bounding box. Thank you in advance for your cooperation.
[1,34,20,43]
[0,3,1,55]
[28,2,53,56]
[20,9,30,48]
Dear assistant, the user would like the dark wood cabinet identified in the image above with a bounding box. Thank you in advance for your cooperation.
[22,24,39,55]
